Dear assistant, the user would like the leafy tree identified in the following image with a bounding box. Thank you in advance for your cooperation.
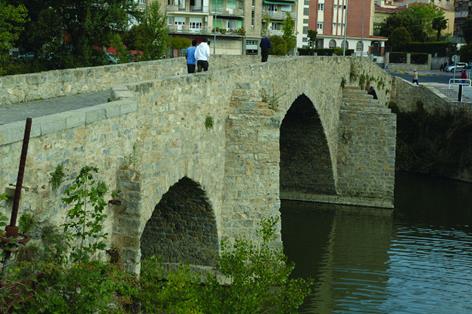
[9,0,138,67]
[270,35,288,55]
[432,16,447,40]
[62,166,108,263]
[261,13,270,36]
[0,1,28,74]
[463,17,472,44]
[380,3,445,46]
[137,1,168,60]
[307,29,317,49]
[169,36,191,50]
[282,12,296,53]
[389,26,412,51]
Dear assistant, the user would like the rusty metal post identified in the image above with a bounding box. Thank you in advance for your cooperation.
[1,118,32,278]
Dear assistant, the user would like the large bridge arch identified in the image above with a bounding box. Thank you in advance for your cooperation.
[280,94,336,195]
[140,176,219,266]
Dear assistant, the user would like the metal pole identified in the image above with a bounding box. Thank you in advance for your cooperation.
[1,117,32,278]
[342,0,349,56]
[213,13,216,55]
[9,118,32,227]
[360,0,364,57]
[458,84,463,102]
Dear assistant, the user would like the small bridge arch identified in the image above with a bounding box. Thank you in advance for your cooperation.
[140,176,219,266]
[280,94,336,195]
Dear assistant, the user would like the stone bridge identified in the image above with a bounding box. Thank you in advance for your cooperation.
[0,56,396,272]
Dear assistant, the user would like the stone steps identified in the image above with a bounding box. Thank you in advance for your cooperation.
[342,86,391,114]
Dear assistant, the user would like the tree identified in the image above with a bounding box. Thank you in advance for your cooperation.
[269,35,288,55]
[389,27,412,51]
[432,16,447,41]
[0,2,28,74]
[282,12,296,54]
[463,17,472,44]
[9,0,139,67]
[125,2,168,60]
[307,30,317,49]
[380,3,445,44]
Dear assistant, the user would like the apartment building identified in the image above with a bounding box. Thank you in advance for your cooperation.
[152,0,262,54]
[262,0,298,36]
[302,0,386,56]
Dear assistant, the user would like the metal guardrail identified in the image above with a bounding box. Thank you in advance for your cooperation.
[448,78,471,89]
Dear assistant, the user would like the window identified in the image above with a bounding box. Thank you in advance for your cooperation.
[303,18,309,24]
[303,26,308,34]
[304,0,309,4]
[317,22,323,31]
[318,3,324,10]
[303,37,308,42]
[356,41,363,51]
[304,8,309,15]
[329,39,336,48]
[341,40,348,50]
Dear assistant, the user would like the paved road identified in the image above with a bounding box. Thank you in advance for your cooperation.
[0,91,111,125]
[389,70,455,84]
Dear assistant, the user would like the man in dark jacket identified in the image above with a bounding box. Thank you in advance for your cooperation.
[260,36,271,62]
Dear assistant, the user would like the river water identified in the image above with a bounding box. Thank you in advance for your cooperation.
[281,172,472,314]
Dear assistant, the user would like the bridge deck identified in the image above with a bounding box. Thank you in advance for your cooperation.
[424,83,472,103]
[0,90,110,125]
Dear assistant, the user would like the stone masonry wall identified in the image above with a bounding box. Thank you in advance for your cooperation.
[0,56,395,272]
[0,55,259,105]
[140,177,218,266]
[337,109,396,208]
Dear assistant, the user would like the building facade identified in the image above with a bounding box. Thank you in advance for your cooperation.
[301,0,386,56]
[151,0,262,55]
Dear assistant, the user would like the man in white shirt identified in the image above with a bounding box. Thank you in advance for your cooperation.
[194,38,210,72]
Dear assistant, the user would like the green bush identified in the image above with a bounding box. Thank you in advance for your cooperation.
[389,52,407,63]
[460,44,472,63]
[297,48,354,56]
[411,52,429,64]
[270,35,288,55]
[170,36,191,49]
[404,42,456,57]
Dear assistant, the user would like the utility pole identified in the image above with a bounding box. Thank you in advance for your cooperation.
[342,0,349,56]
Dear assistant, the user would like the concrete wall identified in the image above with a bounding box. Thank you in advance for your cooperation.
[0,56,396,272]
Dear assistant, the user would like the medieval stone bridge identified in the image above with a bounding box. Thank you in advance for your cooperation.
[0,56,396,272]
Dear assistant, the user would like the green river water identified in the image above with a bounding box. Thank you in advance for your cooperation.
[281,172,472,314]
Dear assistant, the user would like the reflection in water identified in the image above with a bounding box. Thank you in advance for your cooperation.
[282,173,472,314]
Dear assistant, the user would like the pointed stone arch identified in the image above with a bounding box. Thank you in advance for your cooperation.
[140,176,219,266]
[280,94,336,195]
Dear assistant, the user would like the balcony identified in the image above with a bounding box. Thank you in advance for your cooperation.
[168,24,245,36]
[168,24,211,34]
[213,8,244,17]
[266,10,296,20]
[167,5,209,13]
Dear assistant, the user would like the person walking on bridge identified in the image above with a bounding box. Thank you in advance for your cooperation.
[186,40,197,73]
[260,36,271,62]
[412,69,419,85]
[195,38,210,72]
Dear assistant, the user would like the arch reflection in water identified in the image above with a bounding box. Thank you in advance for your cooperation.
[281,173,472,314]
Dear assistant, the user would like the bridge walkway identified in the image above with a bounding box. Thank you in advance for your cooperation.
[0,90,111,125]
[423,83,472,103]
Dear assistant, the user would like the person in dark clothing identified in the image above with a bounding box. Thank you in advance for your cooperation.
[260,36,271,62]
